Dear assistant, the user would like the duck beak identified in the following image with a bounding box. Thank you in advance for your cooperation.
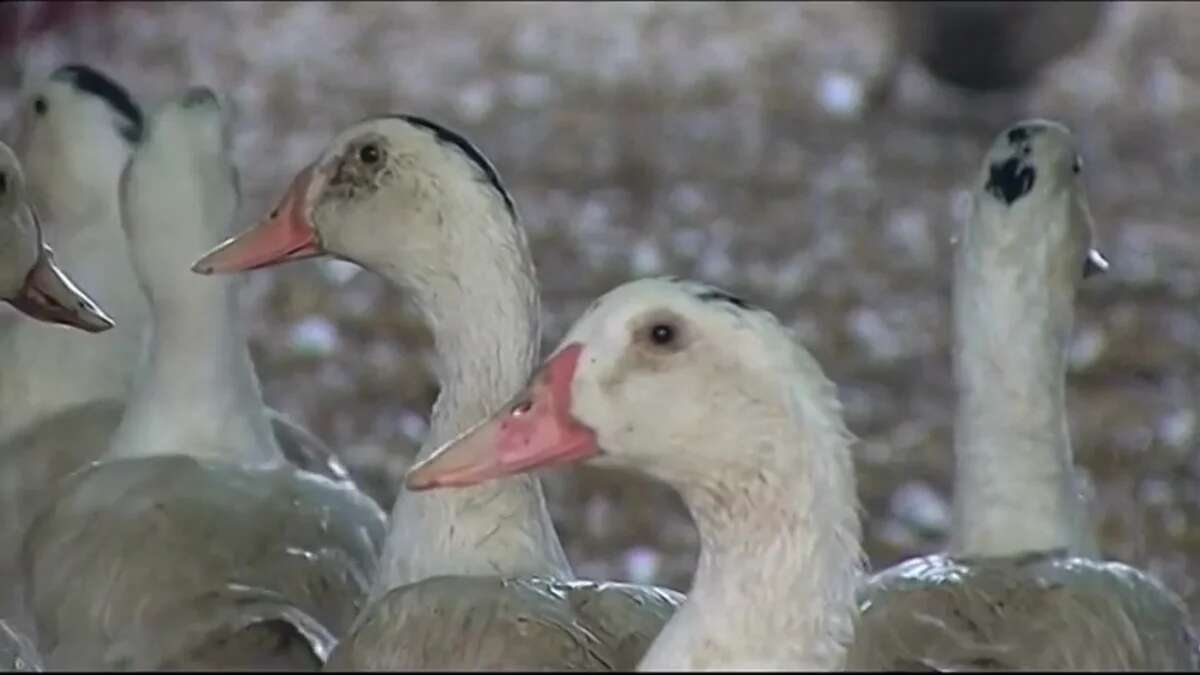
[9,245,114,333]
[406,343,599,491]
[191,164,322,274]
[1083,248,1109,279]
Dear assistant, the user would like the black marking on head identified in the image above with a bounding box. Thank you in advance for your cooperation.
[985,157,1037,205]
[393,114,516,221]
[0,171,7,196]
[1005,123,1047,148]
[695,288,754,311]
[50,64,144,144]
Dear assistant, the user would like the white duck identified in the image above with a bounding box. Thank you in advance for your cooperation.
[193,114,683,669]
[405,277,866,670]
[0,138,115,674]
[1,63,358,487]
[2,63,147,441]
[21,87,386,671]
[847,120,1200,670]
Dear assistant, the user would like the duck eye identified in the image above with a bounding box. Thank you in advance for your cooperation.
[1072,157,1083,174]
[359,144,381,164]
[649,323,675,346]
[33,97,47,116]
[0,171,7,195]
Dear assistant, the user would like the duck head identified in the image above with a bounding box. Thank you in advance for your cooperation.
[404,277,812,492]
[973,118,1108,282]
[190,114,519,285]
[120,86,239,307]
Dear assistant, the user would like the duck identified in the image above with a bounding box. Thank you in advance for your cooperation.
[0,66,362,632]
[1,63,148,444]
[0,138,113,335]
[0,138,115,674]
[0,70,141,626]
[192,113,683,670]
[20,86,387,671]
[405,276,866,670]
[1,62,359,481]
[846,120,1200,670]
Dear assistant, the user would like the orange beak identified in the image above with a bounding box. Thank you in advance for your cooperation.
[8,245,114,333]
[405,344,599,491]
[191,164,323,275]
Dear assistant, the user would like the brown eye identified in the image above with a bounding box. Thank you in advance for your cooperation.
[649,323,675,346]
[33,97,47,116]
[359,144,381,164]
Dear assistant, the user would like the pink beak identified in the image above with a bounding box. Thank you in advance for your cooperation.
[191,164,322,274]
[405,343,599,491]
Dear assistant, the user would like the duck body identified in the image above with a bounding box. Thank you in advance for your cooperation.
[329,576,682,671]
[24,454,383,670]
[194,113,680,670]
[851,551,1199,671]
[0,64,358,636]
[21,86,386,670]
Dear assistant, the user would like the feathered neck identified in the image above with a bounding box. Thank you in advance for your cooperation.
[104,268,283,467]
[360,188,573,597]
[639,350,863,670]
[950,193,1097,558]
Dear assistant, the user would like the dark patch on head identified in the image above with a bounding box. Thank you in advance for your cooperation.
[327,136,389,201]
[1006,126,1030,145]
[392,114,516,221]
[0,171,7,196]
[985,157,1036,205]
[50,64,144,144]
[695,289,753,311]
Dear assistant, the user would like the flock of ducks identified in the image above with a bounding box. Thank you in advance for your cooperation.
[0,61,1196,672]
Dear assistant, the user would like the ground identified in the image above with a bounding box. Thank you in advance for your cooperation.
[2,0,1200,624]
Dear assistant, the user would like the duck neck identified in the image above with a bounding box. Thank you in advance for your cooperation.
[105,274,282,467]
[950,218,1095,558]
[640,408,862,670]
[368,216,573,597]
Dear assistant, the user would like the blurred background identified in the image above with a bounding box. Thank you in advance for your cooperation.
[2,0,1199,622]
